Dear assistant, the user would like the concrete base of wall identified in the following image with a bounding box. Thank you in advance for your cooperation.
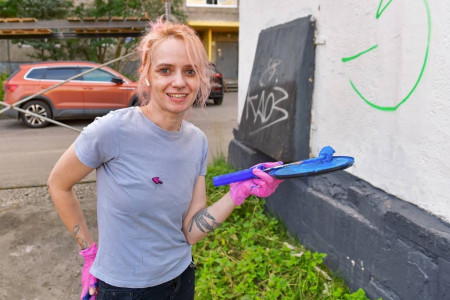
[228,138,450,300]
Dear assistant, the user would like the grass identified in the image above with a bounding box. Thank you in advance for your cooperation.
[0,73,8,102]
[193,156,371,300]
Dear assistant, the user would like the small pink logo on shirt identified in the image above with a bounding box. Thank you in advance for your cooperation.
[152,177,163,184]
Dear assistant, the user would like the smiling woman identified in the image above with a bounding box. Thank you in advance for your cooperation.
[142,37,202,130]
[137,20,212,110]
[47,16,283,300]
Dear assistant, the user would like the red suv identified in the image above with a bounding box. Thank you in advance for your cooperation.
[3,61,138,128]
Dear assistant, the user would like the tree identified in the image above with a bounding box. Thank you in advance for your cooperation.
[1,0,187,71]
[79,0,187,70]
[0,0,73,19]
[0,0,77,62]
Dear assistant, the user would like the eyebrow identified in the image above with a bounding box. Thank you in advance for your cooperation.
[155,63,173,68]
[154,63,195,69]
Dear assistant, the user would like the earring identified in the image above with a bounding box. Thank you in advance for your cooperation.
[145,78,150,87]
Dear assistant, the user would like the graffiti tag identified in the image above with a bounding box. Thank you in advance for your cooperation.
[245,59,289,136]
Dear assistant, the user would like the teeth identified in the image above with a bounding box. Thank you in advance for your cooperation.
[168,93,186,98]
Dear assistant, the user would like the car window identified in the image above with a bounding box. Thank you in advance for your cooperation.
[43,68,80,80]
[81,68,115,82]
[27,68,46,79]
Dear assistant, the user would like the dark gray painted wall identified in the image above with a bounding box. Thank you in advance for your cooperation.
[228,138,450,300]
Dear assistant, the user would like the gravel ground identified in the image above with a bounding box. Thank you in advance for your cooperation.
[0,182,98,300]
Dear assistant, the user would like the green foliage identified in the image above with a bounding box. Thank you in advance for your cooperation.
[0,0,186,21]
[0,73,9,101]
[20,39,67,61]
[78,0,187,65]
[194,157,372,299]
[0,0,73,19]
[1,0,186,66]
[85,0,186,21]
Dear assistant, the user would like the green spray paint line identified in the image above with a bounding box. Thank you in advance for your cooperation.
[342,45,378,63]
[396,0,431,109]
[349,80,396,111]
[376,0,393,19]
[344,0,431,111]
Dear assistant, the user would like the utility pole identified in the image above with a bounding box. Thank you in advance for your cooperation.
[164,0,171,21]
[6,39,11,74]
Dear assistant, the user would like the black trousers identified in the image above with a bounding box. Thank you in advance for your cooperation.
[96,263,196,300]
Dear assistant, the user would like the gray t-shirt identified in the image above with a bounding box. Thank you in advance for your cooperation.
[75,106,208,288]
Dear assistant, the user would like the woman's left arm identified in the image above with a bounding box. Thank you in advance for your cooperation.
[182,175,235,245]
[183,162,283,244]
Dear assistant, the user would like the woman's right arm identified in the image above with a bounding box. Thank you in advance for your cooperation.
[47,142,96,250]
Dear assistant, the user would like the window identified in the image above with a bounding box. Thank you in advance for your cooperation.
[186,0,237,8]
[81,68,115,82]
[44,68,80,80]
[25,68,45,80]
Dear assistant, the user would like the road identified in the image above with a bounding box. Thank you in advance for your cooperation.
[0,92,238,189]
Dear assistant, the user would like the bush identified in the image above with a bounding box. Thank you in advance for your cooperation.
[0,73,8,101]
[194,156,372,299]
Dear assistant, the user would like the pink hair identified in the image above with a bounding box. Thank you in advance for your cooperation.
[137,17,212,106]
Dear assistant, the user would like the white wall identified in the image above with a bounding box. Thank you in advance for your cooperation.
[239,0,450,222]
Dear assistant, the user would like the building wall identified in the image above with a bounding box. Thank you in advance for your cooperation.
[228,138,450,299]
[233,1,450,298]
[0,40,35,69]
[185,6,238,22]
[185,0,239,79]
[239,0,450,223]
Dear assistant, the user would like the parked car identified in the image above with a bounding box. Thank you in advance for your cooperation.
[208,64,225,105]
[2,61,138,128]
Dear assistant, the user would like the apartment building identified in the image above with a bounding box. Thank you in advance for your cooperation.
[185,0,239,80]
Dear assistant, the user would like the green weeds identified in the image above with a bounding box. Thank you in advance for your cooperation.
[193,156,371,299]
[0,73,8,101]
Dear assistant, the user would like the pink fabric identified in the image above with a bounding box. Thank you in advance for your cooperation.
[230,162,284,206]
[79,243,98,300]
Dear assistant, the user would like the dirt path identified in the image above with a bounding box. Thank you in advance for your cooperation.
[0,183,98,299]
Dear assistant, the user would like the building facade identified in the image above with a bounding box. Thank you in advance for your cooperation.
[230,1,450,299]
[184,0,239,81]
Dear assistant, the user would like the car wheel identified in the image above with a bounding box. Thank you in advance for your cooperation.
[21,100,51,128]
[213,97,223,105]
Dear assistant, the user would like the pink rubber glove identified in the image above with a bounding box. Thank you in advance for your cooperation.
[79,243,98,300]
[230,161,284,206]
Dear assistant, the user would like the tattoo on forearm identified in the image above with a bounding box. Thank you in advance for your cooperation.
[189,208,221,233]
[73,225,80,236]
[73,225,88,249]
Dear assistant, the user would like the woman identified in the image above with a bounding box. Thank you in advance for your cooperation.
[48,18,283,300]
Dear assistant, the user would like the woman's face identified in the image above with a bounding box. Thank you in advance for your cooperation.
[147,37,200,117]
